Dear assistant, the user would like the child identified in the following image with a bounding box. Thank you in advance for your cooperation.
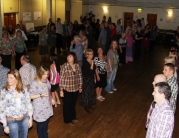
[50,55,61,107]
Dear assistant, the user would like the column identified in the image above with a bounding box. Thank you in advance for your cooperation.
[70,0,82,23]
[0,0,2,36]
[46,0,52,23]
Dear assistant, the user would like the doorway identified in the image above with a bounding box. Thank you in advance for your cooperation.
[123,12,134,31]
[147,14,157,28]
[4,13,16,30]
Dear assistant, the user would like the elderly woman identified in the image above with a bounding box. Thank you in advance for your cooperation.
[0,69,33,138]
[39,27,48,60]
[12,30,27,70]
[79,30,88,51]
[49,24,56,55]
[81,49,97,112]
[105,40,119,93]
[0,31,13,69]
[60,52,82,126]
[29,65,54,138]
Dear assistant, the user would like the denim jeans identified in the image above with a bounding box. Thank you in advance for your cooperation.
[7,116,29,138]
[37,118,50,138]
[105,67,117,92]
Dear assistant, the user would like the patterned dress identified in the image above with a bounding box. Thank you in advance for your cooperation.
[81,59,96,107]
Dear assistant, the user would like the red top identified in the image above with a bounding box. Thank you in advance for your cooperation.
[110,28,116,38]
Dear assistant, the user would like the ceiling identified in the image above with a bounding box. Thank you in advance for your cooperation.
[82,0,179,9]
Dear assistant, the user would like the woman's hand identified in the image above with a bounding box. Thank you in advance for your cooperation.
[97,76,100,81]
[4,126,10,134]
[41,93,48,97]
[60,91,64,97]
[107,72,109,78]
[79,88,82,93]
[52,99,55,105]
[28,117,33,128]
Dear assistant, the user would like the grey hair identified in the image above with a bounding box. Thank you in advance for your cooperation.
[74,35,82,42]
[79,30,86,36]
[22,55,30,63]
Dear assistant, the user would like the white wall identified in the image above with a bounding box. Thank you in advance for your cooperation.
[82,5,179,30]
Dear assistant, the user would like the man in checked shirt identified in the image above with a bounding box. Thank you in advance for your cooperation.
[19,55,37,90]
[146,82,174,138]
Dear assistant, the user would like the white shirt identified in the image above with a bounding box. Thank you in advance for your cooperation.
[56,22,63,34]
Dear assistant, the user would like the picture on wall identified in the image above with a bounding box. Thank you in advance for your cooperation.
[34,12,42,20]
[23,12,31,21]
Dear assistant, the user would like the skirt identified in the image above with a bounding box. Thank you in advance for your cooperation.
[95,73,107,88]
[81,77,96,107]
[39,45,49,55]
[51,83,59,92]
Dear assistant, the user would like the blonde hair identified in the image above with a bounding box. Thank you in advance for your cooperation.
[164,56,175,65]
[110,40,118,49]
[5,69,24,93]
[35,65,49,81]
[85,49,93,58]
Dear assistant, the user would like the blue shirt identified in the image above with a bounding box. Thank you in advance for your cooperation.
[98,29,107,45]
[70,43,83,61]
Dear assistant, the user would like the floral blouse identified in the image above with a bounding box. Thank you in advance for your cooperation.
[0,39,12,55]
[0,88,33,125]
[29,80,53,122]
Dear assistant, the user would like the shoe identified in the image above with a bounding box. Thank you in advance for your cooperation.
[72,119,79,123]
[100,96,105,100]
[108,91,113,93]
[54,104,57,107]
[69,122,75,126]
[113,88,117,91]
[96,97,103,101]
[84,107,90,113]
[57,102,61,105]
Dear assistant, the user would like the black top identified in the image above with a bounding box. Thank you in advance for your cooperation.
[73,25,79,34]
[144,30,150,38]
[135,31,143,45]
[8,29,14,35]
[82,59,96,79]
[86,33,93,49]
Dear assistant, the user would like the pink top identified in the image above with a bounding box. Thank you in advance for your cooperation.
[126,34,133,47]
[50,64,60,85]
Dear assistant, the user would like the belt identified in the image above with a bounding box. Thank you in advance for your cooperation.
[7,113,27,121]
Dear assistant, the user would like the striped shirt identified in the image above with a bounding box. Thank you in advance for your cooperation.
[146,101,174,138]
[59,63,82,92]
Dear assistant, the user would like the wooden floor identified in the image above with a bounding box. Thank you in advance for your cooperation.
[1,44,179,138]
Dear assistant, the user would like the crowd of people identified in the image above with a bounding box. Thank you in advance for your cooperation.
[145,44,179,137]
[0,16,179,138]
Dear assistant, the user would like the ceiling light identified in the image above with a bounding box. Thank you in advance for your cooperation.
[137,8,142,12]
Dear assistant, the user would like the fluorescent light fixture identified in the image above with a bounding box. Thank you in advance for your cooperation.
[137,8,142,12]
